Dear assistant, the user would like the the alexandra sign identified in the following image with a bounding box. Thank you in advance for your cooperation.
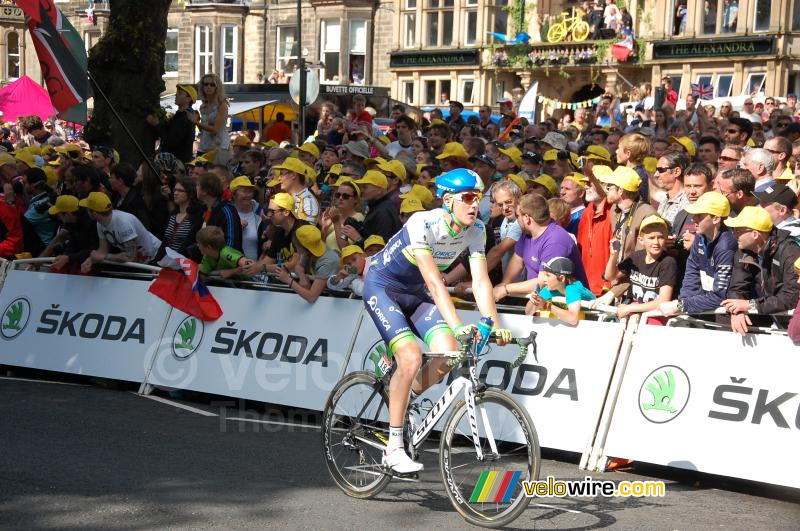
[390,50,480,68]
[652,36,775,59]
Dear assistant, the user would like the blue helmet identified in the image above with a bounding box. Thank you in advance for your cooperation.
[435,168,484,198]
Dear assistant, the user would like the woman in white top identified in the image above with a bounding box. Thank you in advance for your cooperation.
[197,73,230,160]
[230,176,262,261]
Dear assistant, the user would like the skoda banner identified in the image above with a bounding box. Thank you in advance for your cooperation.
[347,309,625,453]
[144,286,363,411]
[0,270,171,382]
[601,324,800,489]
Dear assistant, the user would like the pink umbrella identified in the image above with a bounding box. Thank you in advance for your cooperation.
[0,75,57,122]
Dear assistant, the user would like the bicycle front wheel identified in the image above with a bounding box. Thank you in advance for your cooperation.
[439,389,540,528]
[322,371,392,498]
[547,23,566,43]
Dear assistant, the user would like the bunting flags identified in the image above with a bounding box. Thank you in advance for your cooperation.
[536,95,603,111]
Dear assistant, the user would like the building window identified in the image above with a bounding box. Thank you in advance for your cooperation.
[673,0,688,35]
[753,0,771,31]
[7,32,20,80]
[349,20,367,85]
[320,20,341,83]
[440,80,451,104]
[220,25,238,83]
[422,79,452,105]
[402,80,414,104]
[84,31,100,54]
[404,14,416,47]
[665,74,683,97]
[493,0,508,35]
[743,73,766,96]
[702,1,720,34]
[461,79,474,104]
[696,73,732,98]
[425,0,454,48]
[164,28,179,77]
[424,80,437,105]
[722,0,739,32]
[794,0,800,30]
[195,25,213,81]
[465,0,478,45]
[276,26,297,73]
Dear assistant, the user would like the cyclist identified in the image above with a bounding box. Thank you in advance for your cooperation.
[362,168,512,474]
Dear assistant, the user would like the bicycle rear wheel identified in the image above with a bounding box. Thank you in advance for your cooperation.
[547,23,566,43]
[572,20,590,41]
[322,371,392,498]
[439,389,540,528]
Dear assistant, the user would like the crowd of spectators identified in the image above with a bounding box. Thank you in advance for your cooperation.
[1,74,799,342]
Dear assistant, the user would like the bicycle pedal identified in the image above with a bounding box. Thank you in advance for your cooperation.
[379,466,420,481]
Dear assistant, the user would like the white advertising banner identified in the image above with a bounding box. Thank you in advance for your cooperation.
[0,270,171,382]
[348,308,625,453]
[144,286,363,411]
[602,324,800,489]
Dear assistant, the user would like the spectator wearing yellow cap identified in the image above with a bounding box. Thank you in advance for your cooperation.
[528,174,558,199]
[21,168,57,252]
[327,244,368,295]
[399,183,433,209]
[363,234,385,256]
[560,173,587,235]
[274,224,340,304]
[146,83,198,163]
[399,197,424,223]
[320,178,363,251]
[436,142,470,173]
[615,132,652,204]
[722,206,800,335]
[229,176,263,261]
[596,215,677,320]
[272,156,320,224]
[345,170,401,246]
[496,145,521,177]
[659,191,737,317]
[79,191,163,273]
[298,142,321,168]
[654,150,690,226]
[542,148,570,180]
[243,192,308,277]
[377,158,408,209]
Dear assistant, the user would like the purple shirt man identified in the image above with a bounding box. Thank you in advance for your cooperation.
[514,221,588,285]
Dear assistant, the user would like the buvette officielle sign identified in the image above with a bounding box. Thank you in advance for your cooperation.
[652,36,775,59]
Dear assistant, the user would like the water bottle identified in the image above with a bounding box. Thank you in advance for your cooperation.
[475,316,494,357]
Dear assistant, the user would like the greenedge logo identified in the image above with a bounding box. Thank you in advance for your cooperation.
[639,365,691,424]
[1,297,31,339]
[172,315,204,360]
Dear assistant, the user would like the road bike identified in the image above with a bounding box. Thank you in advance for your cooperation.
[546,9,590,43]
[321,328,540,528]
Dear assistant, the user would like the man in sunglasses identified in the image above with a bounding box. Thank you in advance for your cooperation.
[721,117,752,147]
[362,168,512,474]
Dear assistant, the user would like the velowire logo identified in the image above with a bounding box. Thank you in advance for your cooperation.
[1,297,31,339]
[638,365,691,424]
[172,315,204,360]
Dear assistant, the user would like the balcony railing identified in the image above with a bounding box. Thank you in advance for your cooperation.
[486,38,639,70]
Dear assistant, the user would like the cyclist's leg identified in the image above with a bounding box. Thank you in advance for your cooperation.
[410,302,460,392]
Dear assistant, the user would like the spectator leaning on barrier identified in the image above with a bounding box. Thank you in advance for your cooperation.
[327,244,368,296]
[196,226,252,280]
[196,172,243,254]
[347,170,401,246]
[753,182,800,240]
[46,195,99,273]
[275,224,339,304]
[162,176,204,257]
[659,192,736,316]
[243,192,309,276]
[722,206,800,335]
[528,256,596,326]
[79,191,162,273]
[577,169,613,296]
[789,257,800,343]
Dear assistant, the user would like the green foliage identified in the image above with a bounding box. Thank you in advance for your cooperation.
[593,39,613,63]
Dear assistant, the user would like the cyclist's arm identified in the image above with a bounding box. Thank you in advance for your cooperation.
[469,256,499,326]
[416,250,462,331]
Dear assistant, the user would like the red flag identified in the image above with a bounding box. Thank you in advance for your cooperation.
[17,0,89,112]
[612,34,634,62]
[149,264,223,321]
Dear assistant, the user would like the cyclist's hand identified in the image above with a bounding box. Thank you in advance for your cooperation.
[492,328,512,346]
[453,323,476,342]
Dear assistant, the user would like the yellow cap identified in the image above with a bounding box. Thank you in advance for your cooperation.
[683,191,730,218]
[505,173,528,193]
[328,163,343,176]
[543,149,559,162]
[40,144,55,156]
[596,165,642,193]
[0,152,16,166]
[667,136,696,157]
[776,165,794,181]
[794,255,800,270]
[48,195,79,215]
[176,84,198,102]
[365,156,387,167]
[530,174,558,196]
[14,151,38,168]
[584,145,611,162]
[298,142,320,159]
[400,197,425,214]
[229,176,255,190]
[269,192,296,213]
[376,135,391,145]
[266,175,281,187]
[430,118,447,126]
[78,191,112,213]
[55,144,81,155]
[333,177,360,197]
[377,159,407,181]
[340,245,364,265]
[643,156,658,175]
[232,135,251,148]
[563,172,588,187]
[399,183,433,207]
[296,225,327,257]
[746,138,756,147]
[497,146,522,167]
[415,163,427,177]
[26,145,42,156]
[273,157,312,177]
[639,214,669,232]
[43,165,58,187]
[364,235,386,249]
[436,142,469,160]
[724,206,774,232]
[355,170,388,190]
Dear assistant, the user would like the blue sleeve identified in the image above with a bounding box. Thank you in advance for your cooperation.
[683,235,736,313]
[679,241,702,300]
[565,281,596,304]
[222,207,236,247]
[538,287,554,301]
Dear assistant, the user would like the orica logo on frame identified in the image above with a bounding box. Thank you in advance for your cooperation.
[638,365,691,424]
[172,315,204,360]
[1,297,31,340]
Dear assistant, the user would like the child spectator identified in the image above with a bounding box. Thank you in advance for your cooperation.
[596,214,677,321]
[46,195,99,273]
[196,226,252,280]
[327,244,368,296]
[363,234,386,256]
[528,257,596,325]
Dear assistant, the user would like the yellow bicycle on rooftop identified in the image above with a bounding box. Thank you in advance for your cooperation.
[547,8,590,43]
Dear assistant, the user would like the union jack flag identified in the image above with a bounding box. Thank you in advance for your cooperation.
[691,83,714,100]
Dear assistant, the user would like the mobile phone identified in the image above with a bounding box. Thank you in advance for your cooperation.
[612,240,621,252]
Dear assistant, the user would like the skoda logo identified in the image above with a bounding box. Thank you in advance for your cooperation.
[1,297,31,339]
[172,315,204,360]
[639,365,691,424]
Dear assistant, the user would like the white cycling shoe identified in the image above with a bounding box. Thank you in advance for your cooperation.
[382,448,423,474]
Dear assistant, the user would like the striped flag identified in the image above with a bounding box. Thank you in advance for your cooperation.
[469,471,522,503]
[149,249,223,321]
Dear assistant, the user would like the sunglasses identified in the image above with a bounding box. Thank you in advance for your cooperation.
[655,166,674,173]
[203,82,216,87]
[719,155,740,162]
[334,192,354,200]
[454,191,482,204]
[725,128,740,134]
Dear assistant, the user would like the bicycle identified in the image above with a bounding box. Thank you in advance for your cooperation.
[322,328,540,528]
[546,9,590,43]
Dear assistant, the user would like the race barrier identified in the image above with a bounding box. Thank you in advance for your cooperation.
[1,264,798,489]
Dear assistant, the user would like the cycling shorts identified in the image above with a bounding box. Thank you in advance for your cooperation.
[362,277,451,354]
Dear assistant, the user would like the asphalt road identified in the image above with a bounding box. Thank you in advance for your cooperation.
[1,375,798,530]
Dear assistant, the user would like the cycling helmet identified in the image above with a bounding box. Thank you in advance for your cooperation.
[435,168,484,198]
